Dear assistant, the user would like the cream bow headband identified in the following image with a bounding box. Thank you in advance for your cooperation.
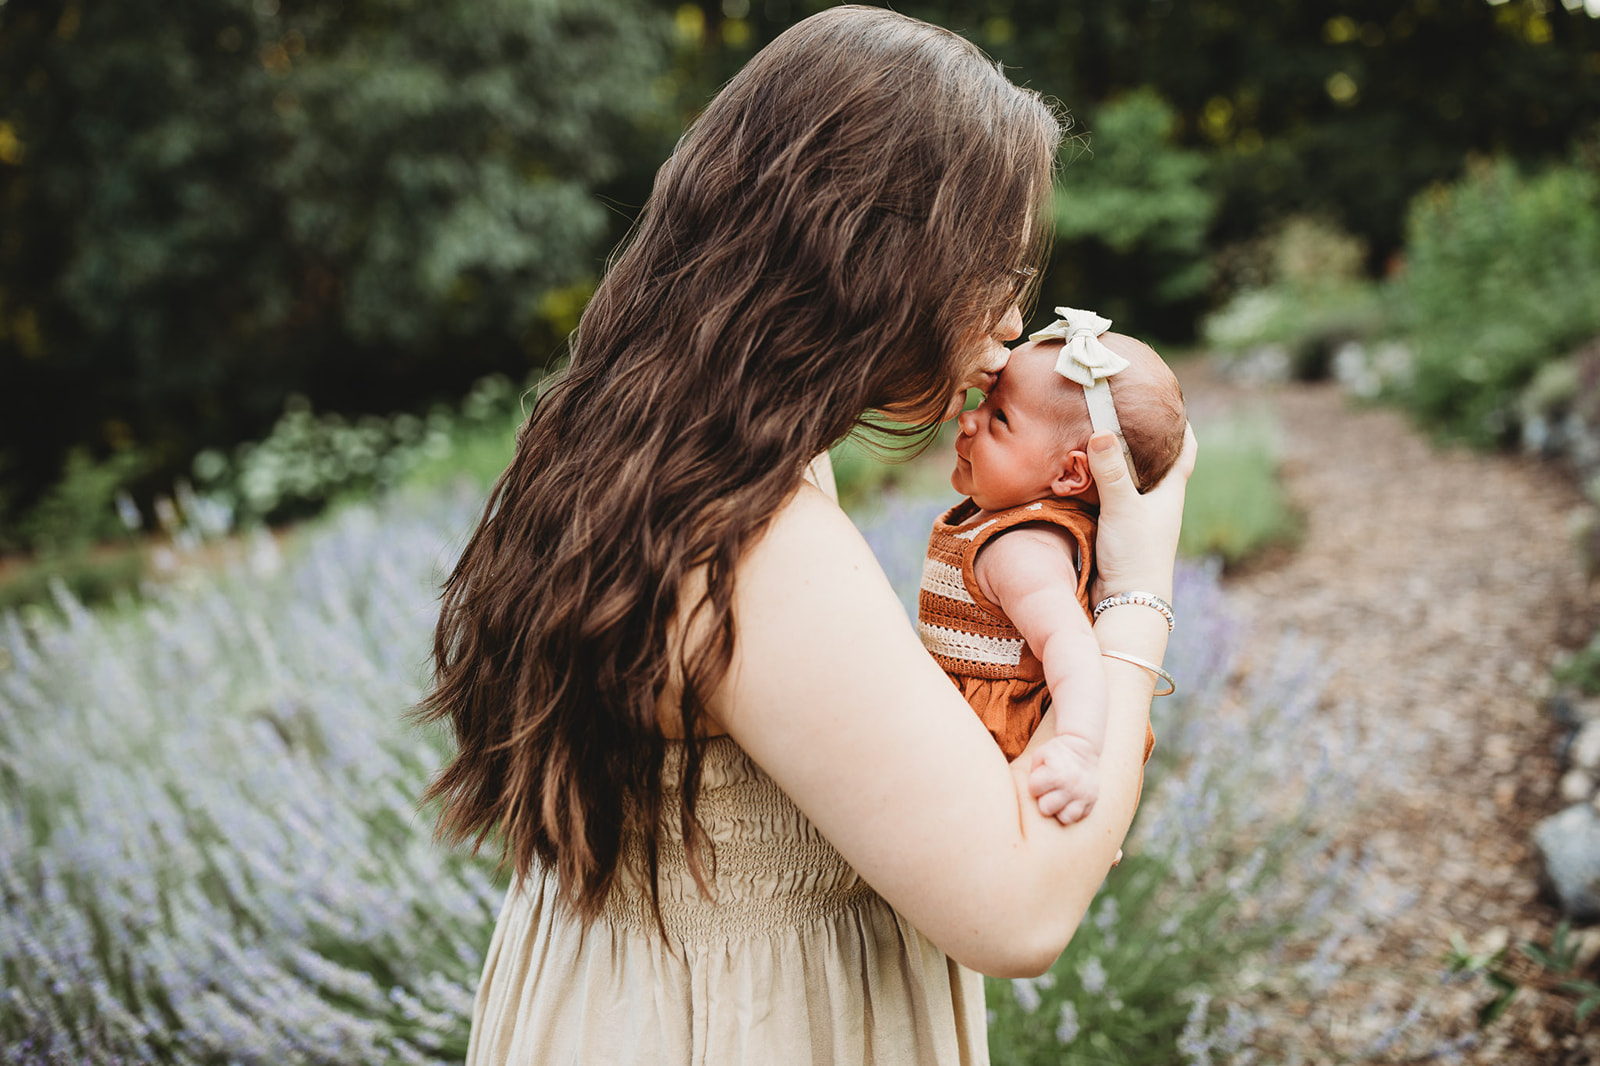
[1028,306,1137,481]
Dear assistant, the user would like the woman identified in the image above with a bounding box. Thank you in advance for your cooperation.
[419,7,1194,1063]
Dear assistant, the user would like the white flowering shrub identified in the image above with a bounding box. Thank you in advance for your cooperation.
[192,374,528,525]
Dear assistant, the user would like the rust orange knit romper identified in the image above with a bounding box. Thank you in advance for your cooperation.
[918,497,1156,766]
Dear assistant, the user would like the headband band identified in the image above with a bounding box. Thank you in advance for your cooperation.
[1028,307,1137,481]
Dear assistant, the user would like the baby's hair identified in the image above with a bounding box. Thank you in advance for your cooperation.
[1114,374,1187,492]
[1037,336,1186,492]
[1107,336,1186,492]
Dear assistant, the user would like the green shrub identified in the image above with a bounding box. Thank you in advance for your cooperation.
[1202,216,1391,381]
[1047,89,1217,337]
[1393,157,1600,446]
[8,447,145,554]
[196,373,532,523]
[1179,413,1300,568]
[0,444,152,614]
[399,407,526,494]
[0,375,536,615]
[0,548,146,616]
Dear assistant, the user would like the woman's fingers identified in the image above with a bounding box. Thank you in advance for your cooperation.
[1089,421,1198,602]
[1086,431,1134,501]
[1088,422,1198,501]
[1176,421,1199,478]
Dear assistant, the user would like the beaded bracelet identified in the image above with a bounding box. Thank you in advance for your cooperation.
[1092,590,1175,633]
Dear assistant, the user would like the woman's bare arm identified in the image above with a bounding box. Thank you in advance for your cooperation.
[709,427,1194,977]
[710,484,1144,977]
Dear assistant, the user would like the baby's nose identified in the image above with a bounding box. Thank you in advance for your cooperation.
[957,408,978,435]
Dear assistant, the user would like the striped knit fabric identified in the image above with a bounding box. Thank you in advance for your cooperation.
[917,497,1097,759]
[919,497,1097,680]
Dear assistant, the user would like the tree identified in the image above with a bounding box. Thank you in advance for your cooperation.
[0,0,669,528]
[1049,89,1217,339]
[654,0,1600,338]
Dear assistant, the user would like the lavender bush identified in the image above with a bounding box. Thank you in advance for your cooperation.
[4,478,1402,1062]
[1,486,502,1063]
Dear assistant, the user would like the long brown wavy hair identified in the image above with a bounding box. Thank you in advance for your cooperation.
[417,5,1061,922]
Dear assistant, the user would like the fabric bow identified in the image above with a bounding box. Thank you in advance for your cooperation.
[1029,307,1128,387]
[1028,306,1140,483]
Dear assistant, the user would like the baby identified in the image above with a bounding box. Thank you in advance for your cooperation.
[918,308,1187,826]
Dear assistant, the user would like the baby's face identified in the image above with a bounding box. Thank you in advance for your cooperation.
[951,340,1088,512]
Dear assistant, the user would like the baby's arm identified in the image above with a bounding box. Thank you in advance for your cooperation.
[975,525,1108,825]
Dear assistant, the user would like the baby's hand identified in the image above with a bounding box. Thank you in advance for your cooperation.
[1028,733,1101,826]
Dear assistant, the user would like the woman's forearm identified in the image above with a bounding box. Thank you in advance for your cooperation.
[994,611,1164,972]
[714,485,1174,977]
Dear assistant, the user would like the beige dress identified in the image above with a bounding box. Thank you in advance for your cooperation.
[465,735,989,1065]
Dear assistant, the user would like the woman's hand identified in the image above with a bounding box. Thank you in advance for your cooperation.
[1088,423,1197,604]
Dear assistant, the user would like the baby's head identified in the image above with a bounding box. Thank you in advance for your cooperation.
[951,333,1186,512]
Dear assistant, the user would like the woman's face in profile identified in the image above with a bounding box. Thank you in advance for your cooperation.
[942,303,1024,421]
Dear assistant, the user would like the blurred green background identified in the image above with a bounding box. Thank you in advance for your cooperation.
[1,0,1597,568]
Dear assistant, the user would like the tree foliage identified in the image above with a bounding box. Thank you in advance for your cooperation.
[0,0,668,525]
[1048,89,1217,337]
[659,0,1600,337]
[1394,154,1600,445]
[5,0,1599,531]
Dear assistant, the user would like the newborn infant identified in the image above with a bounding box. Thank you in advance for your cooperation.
[918,308,1187,824]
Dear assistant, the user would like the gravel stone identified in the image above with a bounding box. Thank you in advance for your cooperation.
[1535,804,1600,921]
[1572,720,1600,772]
[1184,364,1598,1064]
[1562,768,1596,803]
[1566,695,1600,726]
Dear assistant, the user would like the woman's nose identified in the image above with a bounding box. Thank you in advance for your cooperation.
[996,305,1024,343]
[976,341,1010,383]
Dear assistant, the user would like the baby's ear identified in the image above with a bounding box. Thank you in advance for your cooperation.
[1050,450,1094,498]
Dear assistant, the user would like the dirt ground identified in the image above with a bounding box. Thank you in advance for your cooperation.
[1182,362,1600,1064]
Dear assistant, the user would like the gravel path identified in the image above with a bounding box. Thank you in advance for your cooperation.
[1183,365,1600,1063]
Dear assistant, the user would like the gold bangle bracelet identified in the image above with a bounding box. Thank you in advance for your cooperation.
[1101,650,1176,697]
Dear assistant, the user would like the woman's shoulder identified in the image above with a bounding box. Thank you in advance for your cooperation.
[729,480,908,649]
[750,479,861,556]
[733,483,876,612]
[662,481,869,736]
